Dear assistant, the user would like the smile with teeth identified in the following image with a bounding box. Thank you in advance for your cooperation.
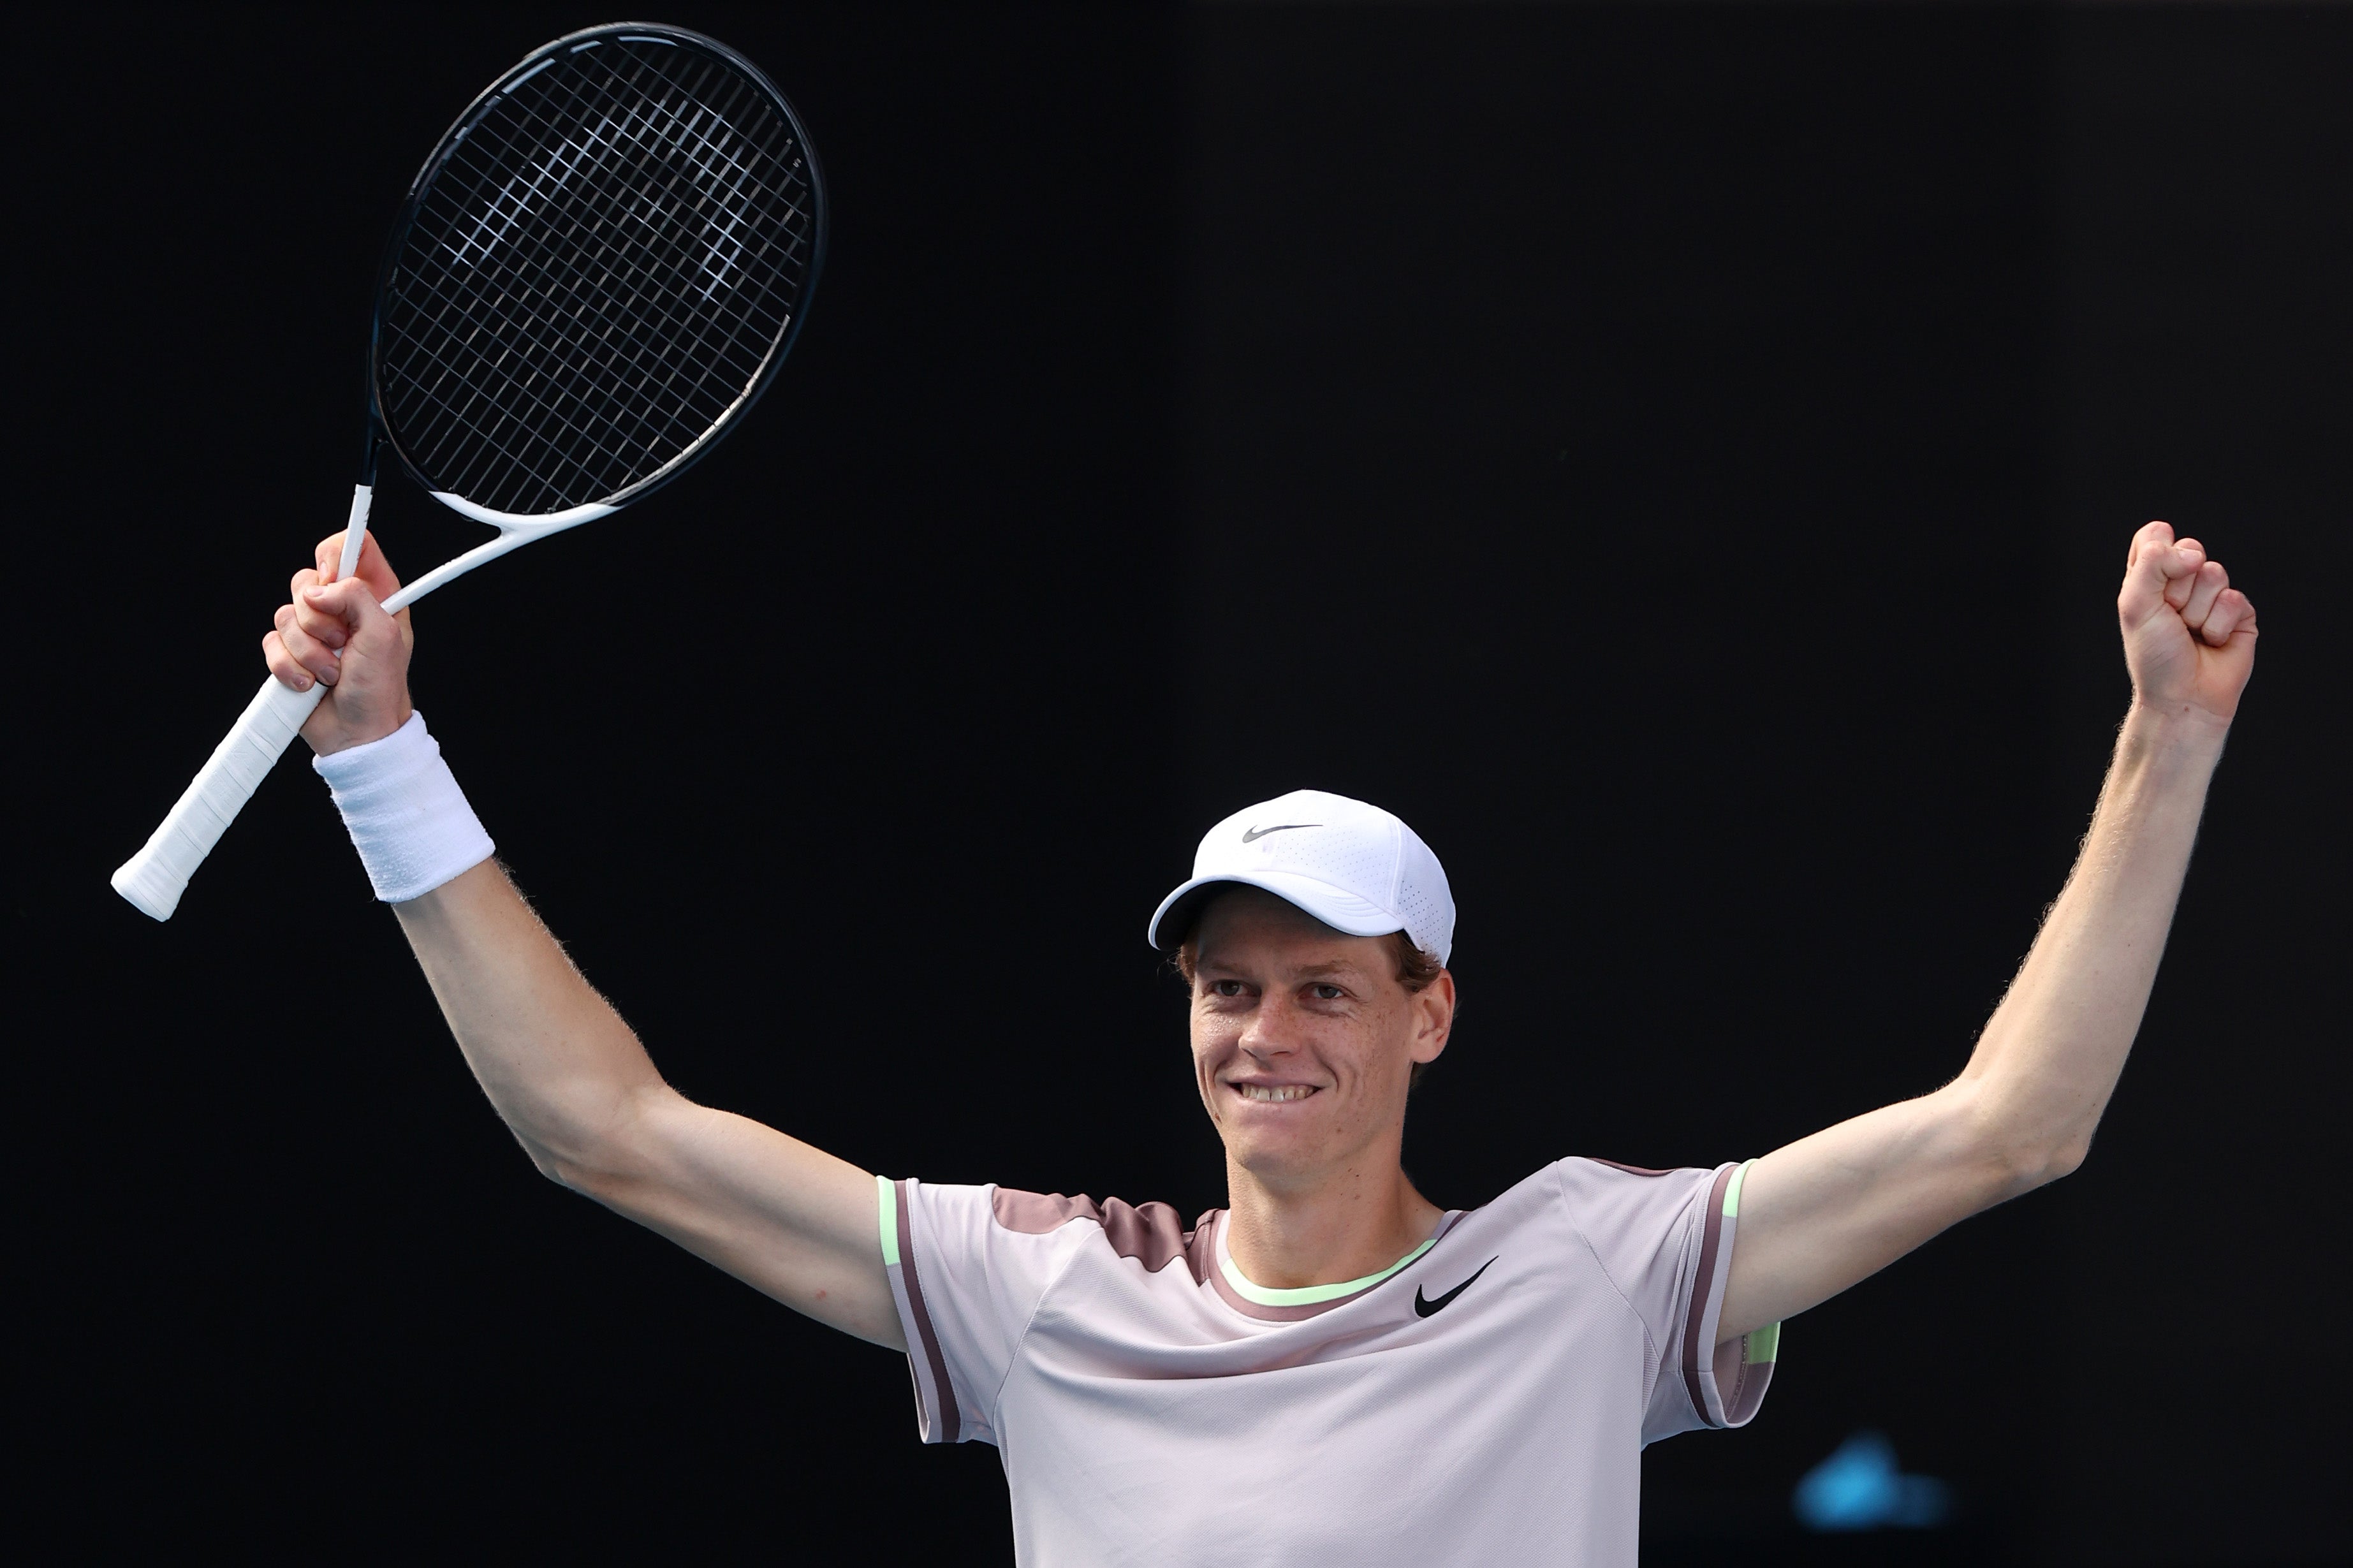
[1234,1083,1319,1103]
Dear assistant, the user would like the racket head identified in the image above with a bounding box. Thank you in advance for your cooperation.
[367,24,826,524]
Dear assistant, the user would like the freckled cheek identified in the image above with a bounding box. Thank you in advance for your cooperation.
[1316,1029,1389,1097]
[1191,1020,1237,1081]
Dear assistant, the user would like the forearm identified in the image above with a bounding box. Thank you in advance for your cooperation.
[392,860,898,1342]
[393,858,670,1182]
[1722,524,2254,1340]
[268,553,900,1341]
[1720,703,2229,1337]
[1956,700,2227,1178]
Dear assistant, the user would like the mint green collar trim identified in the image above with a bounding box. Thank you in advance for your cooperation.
[1219,1236,1437,1307]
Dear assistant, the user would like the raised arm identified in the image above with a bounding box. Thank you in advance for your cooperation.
[1718,522,2257,1342]
[267,533,901,1349]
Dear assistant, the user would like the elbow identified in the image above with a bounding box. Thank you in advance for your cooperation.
[507,1122,591,1190]
[1951,1082,2093,1198]
[524,1140,588,1191]
[515,1086,671,1199]
[489,1098,617,1191]
[2037,1134,2092,1185]
[525,1134,635,1200]
[1995,1131,2092,1197]
[492,1083,677,1201]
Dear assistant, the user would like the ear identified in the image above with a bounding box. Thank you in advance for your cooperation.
[1409,971,1456,1064]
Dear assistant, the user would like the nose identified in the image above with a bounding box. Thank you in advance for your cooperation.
[1237,992,1300,1060]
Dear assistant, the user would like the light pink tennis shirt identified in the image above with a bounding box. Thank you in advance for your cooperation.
[879,1156,1780,1565]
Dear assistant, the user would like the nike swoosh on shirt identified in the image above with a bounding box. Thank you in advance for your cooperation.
[1413,1256,1499,1318]
[1240,823,1320,843]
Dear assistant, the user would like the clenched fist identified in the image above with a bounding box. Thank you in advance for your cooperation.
[263,530,416,755]
[2118,521,2257,726]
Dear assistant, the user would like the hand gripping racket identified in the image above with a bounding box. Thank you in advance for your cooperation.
[113,24,825,921]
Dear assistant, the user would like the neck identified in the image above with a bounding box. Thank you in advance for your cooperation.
[1221,1148,1445,1291]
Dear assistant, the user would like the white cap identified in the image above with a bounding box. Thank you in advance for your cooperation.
[1147,789,1455,965]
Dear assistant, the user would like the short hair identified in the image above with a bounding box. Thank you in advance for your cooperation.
[1175,927,1447,1092]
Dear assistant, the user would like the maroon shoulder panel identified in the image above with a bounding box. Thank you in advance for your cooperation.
[990,1188,1218,1284]
[1585,1157,1673,1177]
[993,1187,1106,1233]
[1097,1198,1196,1275]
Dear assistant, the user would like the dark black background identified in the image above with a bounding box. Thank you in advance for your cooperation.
[10,5,2346,1563]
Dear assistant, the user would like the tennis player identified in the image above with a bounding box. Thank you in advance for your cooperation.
[263,520,2254,1564]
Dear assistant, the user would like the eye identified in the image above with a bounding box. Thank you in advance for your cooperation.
[1212,979,1247,998]
[1311,983,1345,1001]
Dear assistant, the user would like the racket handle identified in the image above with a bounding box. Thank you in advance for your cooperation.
[111,677,325,921]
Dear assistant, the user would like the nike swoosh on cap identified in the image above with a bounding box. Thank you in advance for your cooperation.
[1413,1257,1498,1318]
[1240,823,1321,843]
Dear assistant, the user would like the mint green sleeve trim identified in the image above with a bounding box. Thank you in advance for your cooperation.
[1721,1159,1778,1368]
[877,1174,899,1266]
[1722,1157,1757,1218]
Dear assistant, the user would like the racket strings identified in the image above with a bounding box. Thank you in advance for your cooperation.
[406,113,760,491]
[395,49,802,491]
[390,52,798,503]
[444,52,800,388]
[377,38,816,515]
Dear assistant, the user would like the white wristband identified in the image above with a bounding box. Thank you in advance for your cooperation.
[312,711,495,902]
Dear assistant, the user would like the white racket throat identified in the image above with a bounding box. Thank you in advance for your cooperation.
[335,485,373,579]
[388,497,617,612]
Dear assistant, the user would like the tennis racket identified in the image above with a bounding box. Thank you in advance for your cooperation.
[113,23,826,921]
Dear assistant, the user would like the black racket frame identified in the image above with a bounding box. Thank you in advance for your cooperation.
[352,21,828,512]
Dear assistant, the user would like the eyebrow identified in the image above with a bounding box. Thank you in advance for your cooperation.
[1196,956,1365,981]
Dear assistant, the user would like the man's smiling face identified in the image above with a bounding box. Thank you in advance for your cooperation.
[1187,888,1454,1193]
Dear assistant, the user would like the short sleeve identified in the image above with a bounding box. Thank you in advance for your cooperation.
[878,1176,1096,1445]
[1551,1157,1782,1444]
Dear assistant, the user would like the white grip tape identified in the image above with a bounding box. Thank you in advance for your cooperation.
[110,483,608,922]
[113,485,378,922]
[111,676,325,921]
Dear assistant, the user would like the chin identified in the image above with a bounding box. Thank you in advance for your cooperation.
[1222,1129,1329,1183]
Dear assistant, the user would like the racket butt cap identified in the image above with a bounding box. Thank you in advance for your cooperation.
[108,675,324,925]
[111,851,184,922]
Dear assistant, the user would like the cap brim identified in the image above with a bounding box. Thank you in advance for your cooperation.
[1147,872,1403,951]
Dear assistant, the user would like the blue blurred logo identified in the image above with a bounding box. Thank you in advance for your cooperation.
[1792,1430,1954,1532]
